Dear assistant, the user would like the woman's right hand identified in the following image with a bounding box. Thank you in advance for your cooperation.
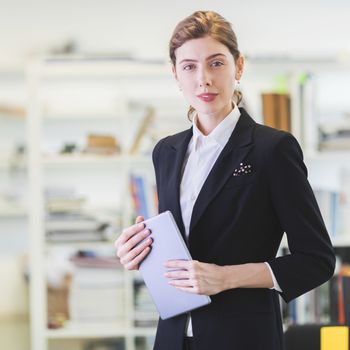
[115,215,152,270]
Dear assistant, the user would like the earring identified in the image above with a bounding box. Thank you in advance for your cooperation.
[235,80,241,92]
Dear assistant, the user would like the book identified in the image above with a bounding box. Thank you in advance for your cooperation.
[262,93,277,129]
[46,231,105,242]
[84,134,120,155]
[45,218,101,231]
[0,104,26,118]
[69,255,125,322]
[329,265,350,324]
[134,278,158,326]
[278,93,291,132]
[261,93,291,132]
[130,174,149,219]
[46,199,86,212]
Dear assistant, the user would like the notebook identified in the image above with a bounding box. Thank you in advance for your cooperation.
[138,210,211,319]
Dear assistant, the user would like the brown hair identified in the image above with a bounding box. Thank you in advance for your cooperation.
[169,10,242,120]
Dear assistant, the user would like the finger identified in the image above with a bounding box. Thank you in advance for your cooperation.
[115,222,146,248]
[125,246,151,270]
[164,259,191,269]
[135,216,144,224]
[121,237,153,265]
[164,270,189,279]
[116,227,148,257]
[115,221,145,248]
[168,279,193,287]
[118,228,151,257]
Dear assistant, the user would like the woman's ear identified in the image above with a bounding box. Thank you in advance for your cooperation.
[235,55,245,80]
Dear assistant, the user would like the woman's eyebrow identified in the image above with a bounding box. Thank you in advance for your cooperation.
[206,53,227,60]
[178,53,227,65]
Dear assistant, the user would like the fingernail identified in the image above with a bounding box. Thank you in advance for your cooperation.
[139,223,145,228]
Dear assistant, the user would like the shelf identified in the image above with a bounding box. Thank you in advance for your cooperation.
[0,205,27,218]
[0,63,24,77]
[245,55,350,74]
[45,240,116,250]
[43,113,122,120]
[0,112,25,120]
[45,323,156,339]
[35,57,171,79]
[131,327,157,337]
[0,155,27,170]
[46,322,117,339]
[42,154,151,166]
[42,154,123,165]
[0,163,26,171]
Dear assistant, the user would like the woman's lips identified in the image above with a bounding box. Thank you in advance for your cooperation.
[197,93,218,102]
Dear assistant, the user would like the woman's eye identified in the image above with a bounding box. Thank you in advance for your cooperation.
[211,61,224,67]
[183,64,195,71]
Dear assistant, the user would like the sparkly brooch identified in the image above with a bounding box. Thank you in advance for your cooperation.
[233,163,252,177]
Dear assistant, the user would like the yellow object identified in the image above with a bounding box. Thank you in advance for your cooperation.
[321,326,348,350]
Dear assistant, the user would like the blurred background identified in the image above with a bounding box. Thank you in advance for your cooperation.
[2,0,350,349]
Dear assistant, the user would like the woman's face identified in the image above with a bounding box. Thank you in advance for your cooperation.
[173,35,243,120]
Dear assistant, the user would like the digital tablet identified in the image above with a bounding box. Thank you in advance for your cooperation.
[138,211,211,319]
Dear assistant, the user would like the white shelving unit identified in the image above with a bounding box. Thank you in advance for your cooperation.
[27,57,188,350]
[26,54,350,349]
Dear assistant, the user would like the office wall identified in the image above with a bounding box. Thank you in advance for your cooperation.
[1,0,350,68]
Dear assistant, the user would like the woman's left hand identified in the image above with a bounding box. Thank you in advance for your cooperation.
[163,260,229,296]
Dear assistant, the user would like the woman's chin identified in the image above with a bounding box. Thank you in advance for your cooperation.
[196,106,224,118]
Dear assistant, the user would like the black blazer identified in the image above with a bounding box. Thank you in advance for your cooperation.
[151,108,335,350]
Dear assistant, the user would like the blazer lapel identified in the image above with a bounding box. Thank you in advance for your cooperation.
[189,108,256,233]
[165,128,193,239]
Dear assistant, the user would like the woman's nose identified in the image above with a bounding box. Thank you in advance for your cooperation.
[198,68,212,87]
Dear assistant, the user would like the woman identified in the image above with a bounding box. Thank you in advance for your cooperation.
[115,10,335,350]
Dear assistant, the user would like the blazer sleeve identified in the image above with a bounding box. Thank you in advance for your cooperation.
[266,133,335,303]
